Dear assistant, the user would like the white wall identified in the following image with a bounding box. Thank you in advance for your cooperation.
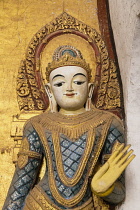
[108,0,140,209]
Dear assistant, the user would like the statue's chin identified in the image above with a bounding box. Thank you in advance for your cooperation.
[58,105,86,114]
[58,104,85,111]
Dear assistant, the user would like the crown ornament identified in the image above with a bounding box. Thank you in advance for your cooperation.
[46,45,92,81]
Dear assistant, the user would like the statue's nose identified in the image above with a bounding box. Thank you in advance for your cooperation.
[66,82,74,92]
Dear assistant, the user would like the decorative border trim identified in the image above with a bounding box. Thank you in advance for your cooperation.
[17,12,121,112]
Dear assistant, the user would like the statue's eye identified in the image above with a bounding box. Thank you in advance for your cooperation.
[54,82,65,87]
[74,81,85,85]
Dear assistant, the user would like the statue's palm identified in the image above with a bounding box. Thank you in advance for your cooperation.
[91,143,135,194]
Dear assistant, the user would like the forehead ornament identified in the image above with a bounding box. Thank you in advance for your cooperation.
[46,45,92,81]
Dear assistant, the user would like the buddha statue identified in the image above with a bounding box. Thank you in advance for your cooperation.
[3,46,135,210]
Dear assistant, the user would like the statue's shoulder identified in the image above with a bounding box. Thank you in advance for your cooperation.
[91,106,124,127]
[23,110,49,130]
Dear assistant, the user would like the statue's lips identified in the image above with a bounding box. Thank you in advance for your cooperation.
[65,93,76,97]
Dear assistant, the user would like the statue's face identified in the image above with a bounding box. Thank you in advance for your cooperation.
[48,66,89,111]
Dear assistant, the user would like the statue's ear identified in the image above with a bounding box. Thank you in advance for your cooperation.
[45,83,51,98]
[88,83,94,98]
[45,83,52,98]
[45,83,58,113]
[85,83,94,111]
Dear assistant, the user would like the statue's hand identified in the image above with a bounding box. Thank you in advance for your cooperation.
[91,143,135,195]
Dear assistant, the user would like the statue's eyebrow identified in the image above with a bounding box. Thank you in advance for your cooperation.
[73,73,86,78]
[52,74,65,80]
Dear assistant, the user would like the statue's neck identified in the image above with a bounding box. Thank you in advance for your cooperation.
[59,107,86,115]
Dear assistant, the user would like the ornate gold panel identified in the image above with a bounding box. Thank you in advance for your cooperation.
[16,12,121,112]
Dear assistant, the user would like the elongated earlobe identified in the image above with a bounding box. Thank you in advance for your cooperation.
[45,85,52,98]
[45,84,58,113]
[85,83,94,111]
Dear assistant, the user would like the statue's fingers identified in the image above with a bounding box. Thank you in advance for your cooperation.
[119,154,136,171]
[117,149,134,167]
[108,143,125,163]
[93,162,109,180]
[112,144,131,164]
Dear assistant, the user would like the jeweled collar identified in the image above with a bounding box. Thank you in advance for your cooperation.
[31,106,112,140]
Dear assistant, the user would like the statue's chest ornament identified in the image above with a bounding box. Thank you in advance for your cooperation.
[51,129,95,187]
[31,110,113,207]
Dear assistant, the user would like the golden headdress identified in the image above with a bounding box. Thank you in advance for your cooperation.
[46,45,92,81]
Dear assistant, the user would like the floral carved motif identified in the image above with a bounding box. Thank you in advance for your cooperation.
[17,12,121,111]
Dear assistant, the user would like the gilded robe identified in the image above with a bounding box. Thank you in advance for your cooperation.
[3,108,125,210]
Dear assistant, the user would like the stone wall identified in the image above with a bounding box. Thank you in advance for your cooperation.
[109,0,140,209]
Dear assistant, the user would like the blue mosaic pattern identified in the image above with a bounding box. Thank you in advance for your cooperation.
[40,131,92,208]
[102,123,124,155]
[60,133,87,178]
[3,126,42,210]
[24,125,42,153]
[46,132,88,198]
[3,158,41,210]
